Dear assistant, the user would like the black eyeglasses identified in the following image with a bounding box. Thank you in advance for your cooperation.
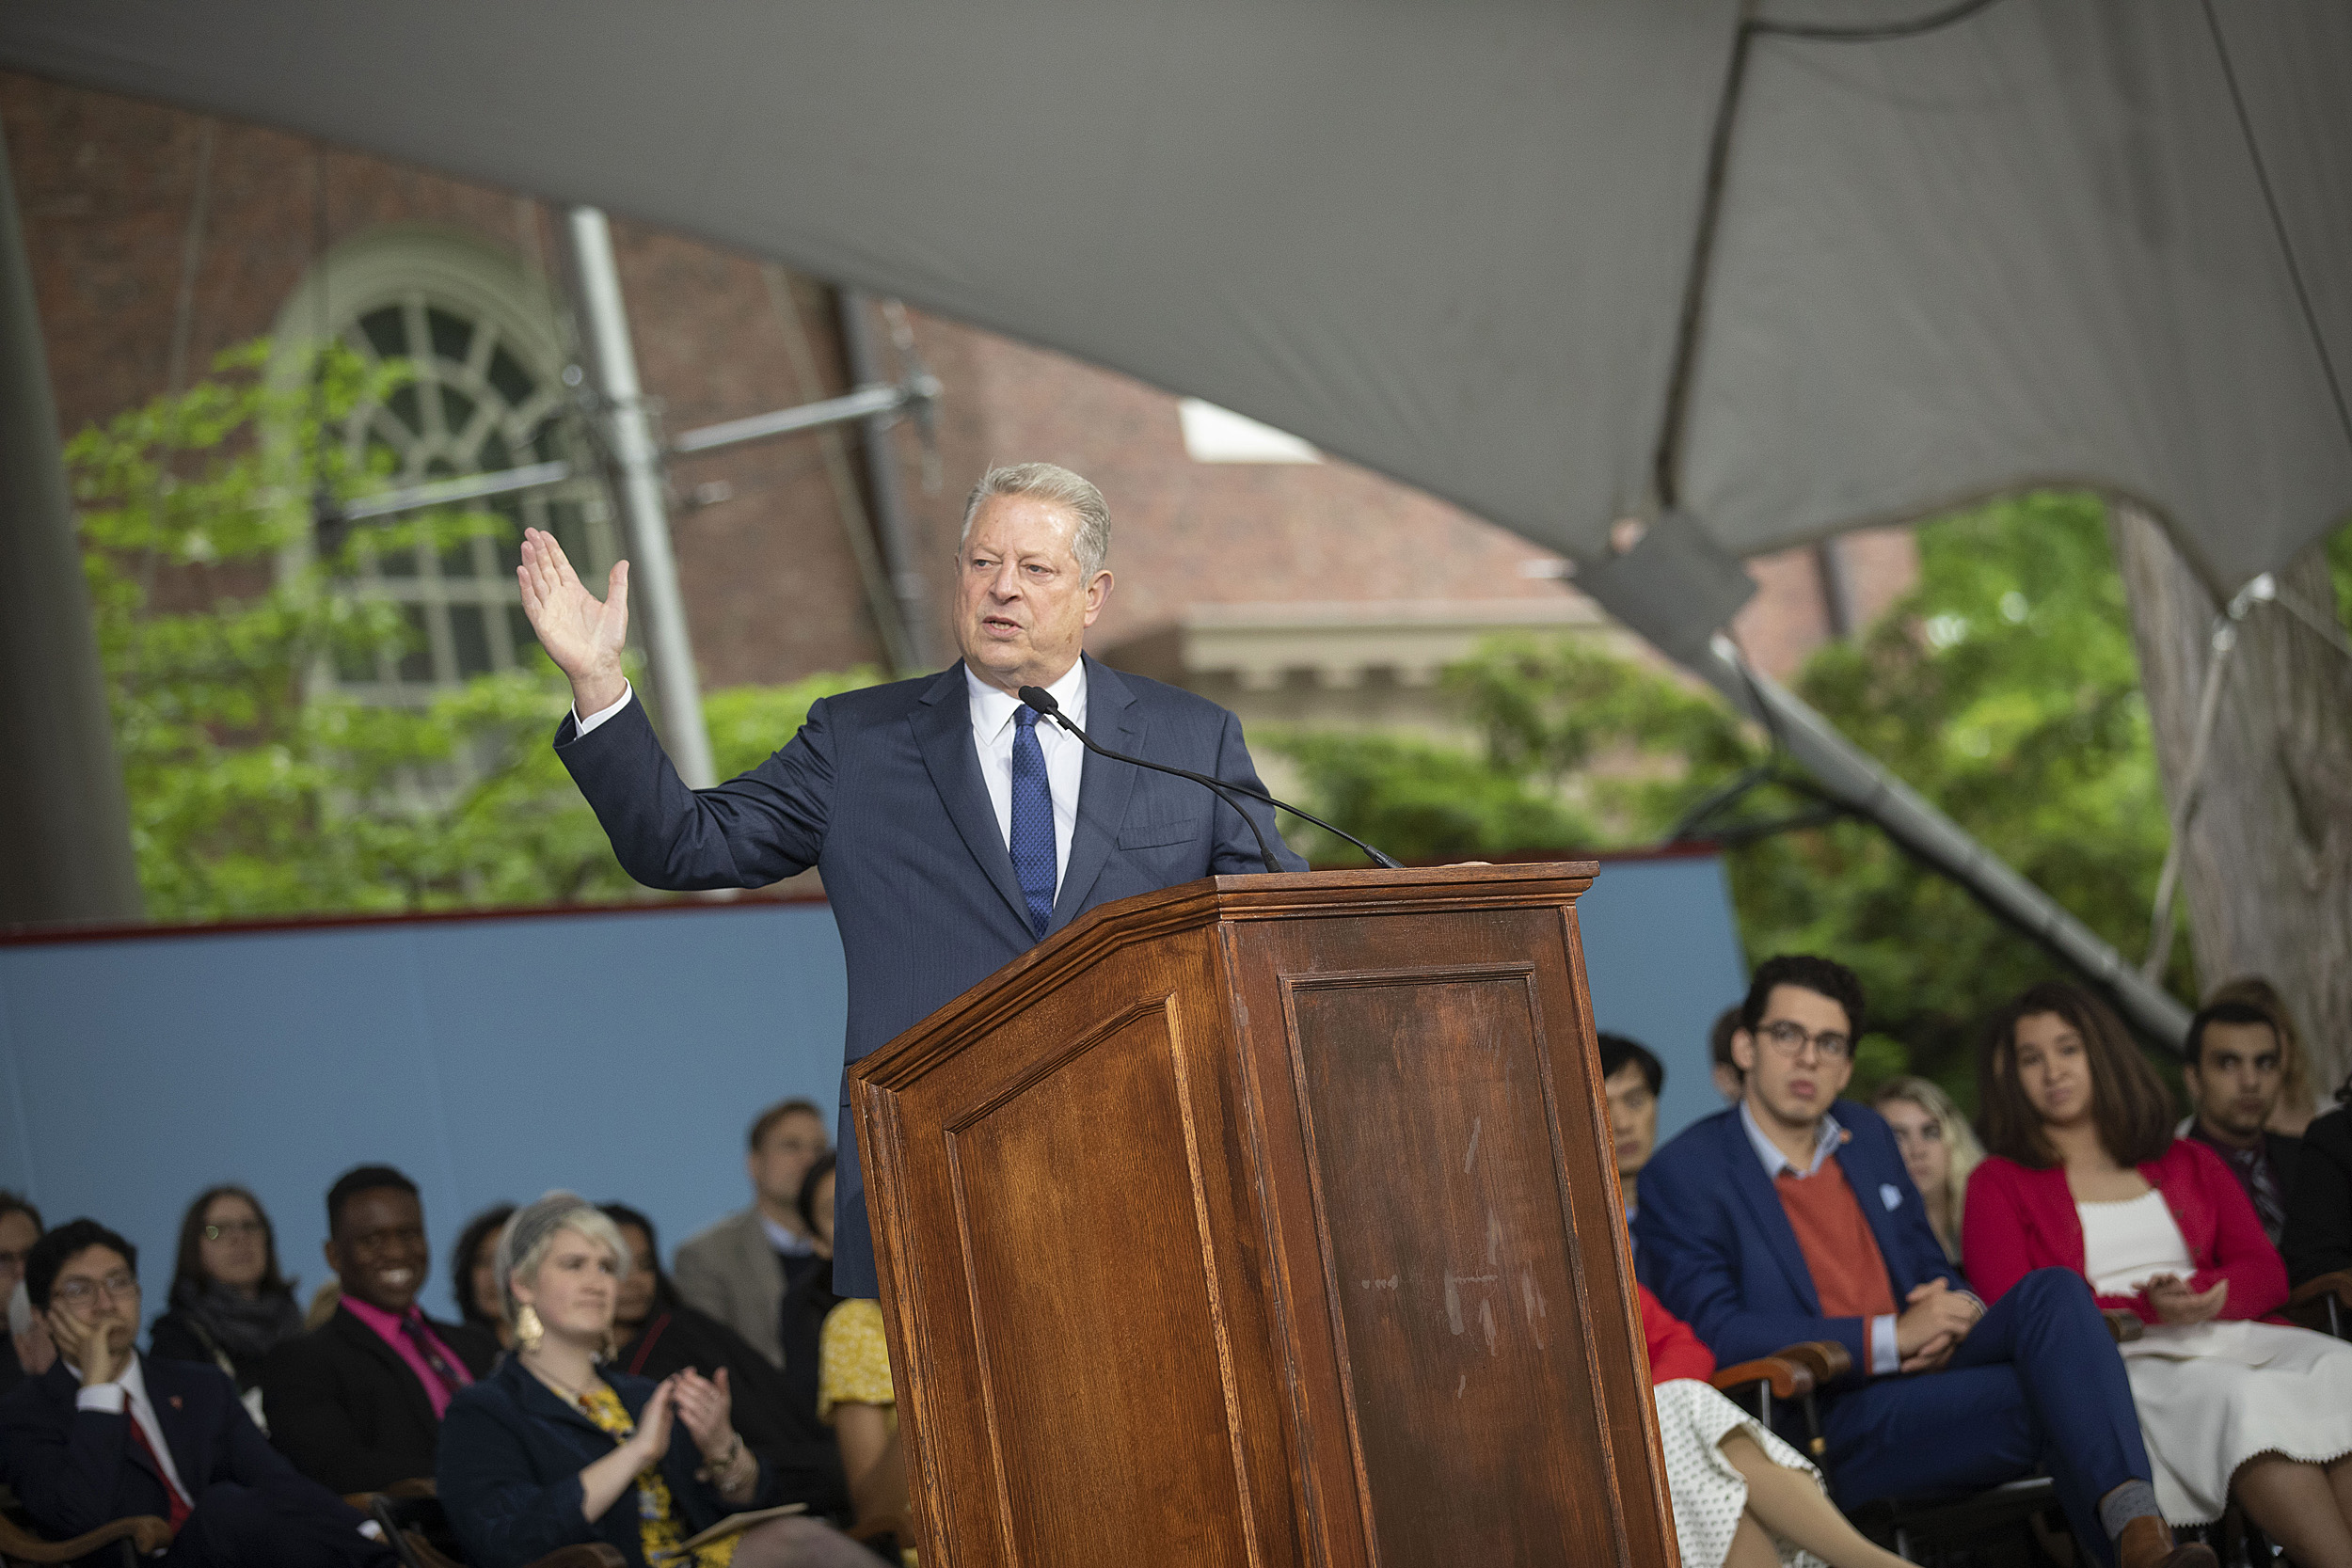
[1756,1019,1852,1062]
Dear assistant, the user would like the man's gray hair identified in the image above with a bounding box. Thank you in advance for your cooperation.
[496,1190,629,1323]
[961,462,1112,580]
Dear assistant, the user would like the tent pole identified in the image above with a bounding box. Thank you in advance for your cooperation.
[564,206,716,789]
[838,288,935,669]
[0,120,143,926]
[1686,632,2194,1050]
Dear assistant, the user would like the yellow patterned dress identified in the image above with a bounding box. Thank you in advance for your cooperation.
[817,1298,896,1427]
[576,1384,736,1567]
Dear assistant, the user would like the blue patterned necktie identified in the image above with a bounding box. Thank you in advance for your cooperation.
[1009,707,1057,938]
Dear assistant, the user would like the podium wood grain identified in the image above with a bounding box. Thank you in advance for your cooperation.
[850,863,1677,1568]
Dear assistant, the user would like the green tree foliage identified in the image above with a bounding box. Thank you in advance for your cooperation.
[73,338,877,922]
[1268,492,2188,1103]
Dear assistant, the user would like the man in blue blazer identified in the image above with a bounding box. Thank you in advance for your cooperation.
[521,462,1303,1298]
[1635,957,2210,1568]
[0,1220,391,1566]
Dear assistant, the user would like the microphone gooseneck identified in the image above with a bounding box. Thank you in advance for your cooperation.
[1017,686,1404,873]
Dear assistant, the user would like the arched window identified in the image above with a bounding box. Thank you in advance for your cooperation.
[272,227,614,700]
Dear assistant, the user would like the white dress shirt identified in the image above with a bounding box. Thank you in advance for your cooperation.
[964,659,1087,902]
[75,1354,191,1505]
[573,659,1091,901]
[1738,1101,1901,1375]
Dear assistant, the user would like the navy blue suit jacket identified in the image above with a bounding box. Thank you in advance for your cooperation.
[437,1354,775,1568]
[558,655,1304,1295]
[0,1354,358,1541]
[1633,1100,1963,1385]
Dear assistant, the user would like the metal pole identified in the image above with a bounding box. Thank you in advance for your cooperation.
[838,289,936,667]
[1683,632,2193,1049]
[0,119,143,925]
[564,206,716,789]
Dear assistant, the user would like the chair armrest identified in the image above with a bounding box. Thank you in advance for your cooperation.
[0,1511,174,1563]
[1708,1341,1851,1400]
[2101,1307,2144,1344]
[2291,1271,2352,1309]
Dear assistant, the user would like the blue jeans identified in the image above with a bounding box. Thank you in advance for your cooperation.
[1819,1268,2150,1566]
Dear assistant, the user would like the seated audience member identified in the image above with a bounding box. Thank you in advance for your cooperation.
[1871,1076,1982,1265]
[777,1156,841,1433]
[0,1219,390,1566]
[262,1164,496,1494]
[1601,1033,1664,1222]
[453,1202,519,1350]
[437,1193,866,1568]
[817,1296,907,1538]
[676,1100,833,1372]
[1964,982,2352,1560]
[149,1186,305,1422]
[0,1193,46,1396]
[1635,955,2211,1568]
[2208,975,2322,1137]
[2179,999,2301,1248]
[603,1203,849,1521]
[1639,1281,1908,1568]
[1709,1006,1745,1103]
[2286,1072,2352,1288]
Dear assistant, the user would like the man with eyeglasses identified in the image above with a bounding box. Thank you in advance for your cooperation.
[1634,955,2213,1568]
[0,1218,392,1565]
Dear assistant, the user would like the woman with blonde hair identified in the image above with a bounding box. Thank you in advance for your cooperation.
[437,1193,867,1568]
[1871,1076,1983,1264]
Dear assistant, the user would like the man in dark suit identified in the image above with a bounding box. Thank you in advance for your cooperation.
[1635,956,2212,1568]
[262,1165,497,1494]
[0,1219,390,1566]
[519,462,1304,1297]
[2182,999,2301,1249]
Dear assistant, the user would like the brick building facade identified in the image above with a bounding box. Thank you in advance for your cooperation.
[7,71,1915,749]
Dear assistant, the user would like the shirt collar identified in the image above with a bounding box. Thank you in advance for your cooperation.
[965,657,1089,742]
[337,1293,417,1338]
[758,1212,814,1256]
[1739,1100,1845,1179]
[2187,1124,2265,1168]
[117,1351,149,1405]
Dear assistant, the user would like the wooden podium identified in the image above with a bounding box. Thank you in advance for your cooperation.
[850,863,1677,1568]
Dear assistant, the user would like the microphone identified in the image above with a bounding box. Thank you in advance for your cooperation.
[1017,686,1404,873]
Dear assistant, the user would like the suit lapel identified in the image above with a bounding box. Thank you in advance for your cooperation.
[910,664,1033,935]
[1841,1122,1926,1294]
[1048,657,1140,934]
[334,1307,438,1433]
[143,1360,203,1488]
[1718,1115,1824,1315]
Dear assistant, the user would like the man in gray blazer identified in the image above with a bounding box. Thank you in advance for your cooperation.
[672,1099,830,1368]
[518,462,1303,1299]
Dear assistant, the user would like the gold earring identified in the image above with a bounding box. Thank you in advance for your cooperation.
[515,1304,544,1352]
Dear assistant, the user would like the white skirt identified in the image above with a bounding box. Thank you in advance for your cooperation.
[2123,1320,2352,1524]
[1654,1378,1829,1568]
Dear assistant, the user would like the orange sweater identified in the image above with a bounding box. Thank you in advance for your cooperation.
[1775,1158,1897,1321]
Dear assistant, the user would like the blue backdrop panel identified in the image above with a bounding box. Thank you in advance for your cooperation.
[0,855,1743,1321]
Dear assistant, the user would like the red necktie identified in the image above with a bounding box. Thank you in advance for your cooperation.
[125,1401,193,1531]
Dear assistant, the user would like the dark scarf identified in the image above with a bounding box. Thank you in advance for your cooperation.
[169,1276,305,1363]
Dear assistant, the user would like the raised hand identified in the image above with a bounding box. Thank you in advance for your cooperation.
[671,1367,737,1461]
[516,526,630,716]
[629,1376,678,1464]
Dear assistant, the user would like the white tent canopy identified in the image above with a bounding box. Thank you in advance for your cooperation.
[4,0,2346,1037]
[6,0,2344,609]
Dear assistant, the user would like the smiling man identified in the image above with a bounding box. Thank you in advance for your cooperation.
[259,1166,496,1495]
[529,462,1303,1296]
[1635,955,2214,1568]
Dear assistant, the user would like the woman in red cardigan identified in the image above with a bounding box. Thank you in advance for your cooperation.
[1963,981,2352,1565]
[1636,1282,1908,1568]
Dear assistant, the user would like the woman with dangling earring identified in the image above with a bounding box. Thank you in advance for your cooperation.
[435,1192,871,1568]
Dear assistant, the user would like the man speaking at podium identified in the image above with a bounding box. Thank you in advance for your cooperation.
[518,461,1304,1297]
